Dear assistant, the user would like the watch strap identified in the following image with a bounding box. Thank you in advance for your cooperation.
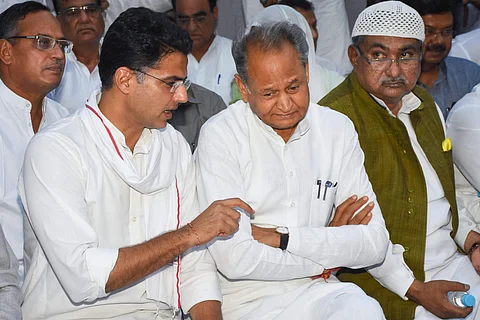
[279,233,289,250]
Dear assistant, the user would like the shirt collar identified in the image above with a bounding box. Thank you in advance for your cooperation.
[417,59,447,88]
[370,91,422,118]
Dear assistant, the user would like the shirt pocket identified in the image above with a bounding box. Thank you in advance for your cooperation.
[309,182,337,227]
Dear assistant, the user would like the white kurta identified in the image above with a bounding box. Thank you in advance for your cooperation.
[48,50,102,114]
[103,0,172,31]
[0,79,68,282]
[187,35,236,105]
[450,28,480,66]
[195,101,389,319]
[19,92,221,319]
[369,93,480,320]
[447,83,480,241]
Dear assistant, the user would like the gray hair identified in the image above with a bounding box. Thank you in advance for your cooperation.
[232,21,309,85]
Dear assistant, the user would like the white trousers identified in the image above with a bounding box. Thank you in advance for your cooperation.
[415,254,480,320]
[222,276,385,320]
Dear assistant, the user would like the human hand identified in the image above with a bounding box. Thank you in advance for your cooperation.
[328,195,374,227]
[251,225,280,248]
[189,198,253,246]
[406,280,473,319]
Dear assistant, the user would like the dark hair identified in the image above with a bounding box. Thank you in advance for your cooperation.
[279,0,314,11]
[99,7,192,89]
[52,0,101,14]
[399,0,454,16]
[233,22,309,84]
[0,1,50,39]
[171,0,217,12]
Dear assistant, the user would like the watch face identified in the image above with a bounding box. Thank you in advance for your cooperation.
[276,227,289,234]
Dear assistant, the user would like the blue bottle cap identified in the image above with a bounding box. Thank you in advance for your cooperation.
[462,294,476,307]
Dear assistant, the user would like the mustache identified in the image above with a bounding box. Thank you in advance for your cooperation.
[76,24,95,32]
[426,44,446,52]
[44,60,65,70]
[380,76,408,85]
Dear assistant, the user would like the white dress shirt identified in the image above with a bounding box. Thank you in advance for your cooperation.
[450,28,480,68]
[370,93,480,319]
[187,35,236,105]
[195,100,389,318]
[49,50,102,114]
[19,91,221,319]
[0,79,68,281]
[447,83,480,239]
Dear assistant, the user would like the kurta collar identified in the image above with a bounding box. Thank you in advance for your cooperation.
[370,92,422,118]
[189,34,219,64]
[0,78,47,123]
[87,91,153,156]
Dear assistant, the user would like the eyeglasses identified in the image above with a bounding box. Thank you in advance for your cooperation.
[176,14,207,27]
[425,28,455,38]
[356,46,421,71]
[7,35,73,53]
[59,4,102,20]
[135,70,191,93]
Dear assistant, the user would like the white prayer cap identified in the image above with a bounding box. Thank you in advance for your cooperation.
[352,1,425,42]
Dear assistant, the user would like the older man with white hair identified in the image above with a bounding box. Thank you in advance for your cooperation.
[320,2,480,319]
[195,20,391,319]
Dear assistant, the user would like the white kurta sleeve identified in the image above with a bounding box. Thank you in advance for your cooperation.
[286,119,389,269]
[195,124,325,281]
[19,133,118,303]
[178,138,222,313]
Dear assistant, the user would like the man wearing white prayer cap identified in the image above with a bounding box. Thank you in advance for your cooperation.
[18,7,252,319]
[321,1,480,319]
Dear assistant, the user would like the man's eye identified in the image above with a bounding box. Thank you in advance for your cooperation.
[165,81,176,87]
[288,86,300,92]
[263,92,273,98]
[371,51,385,59]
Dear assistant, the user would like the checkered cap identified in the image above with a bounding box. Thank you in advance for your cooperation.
[352,1,425,42]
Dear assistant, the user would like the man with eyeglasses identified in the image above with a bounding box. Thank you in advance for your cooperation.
[19,7,251,319]
[48,0,104,113]
[172,0,236,105]
[321,1,480,319]
[0,1,69,284]
[403,0,480,120]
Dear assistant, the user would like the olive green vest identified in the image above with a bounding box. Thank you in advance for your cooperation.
[319,73,458,320]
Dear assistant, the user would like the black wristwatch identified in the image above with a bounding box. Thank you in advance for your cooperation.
[276,227,289,250]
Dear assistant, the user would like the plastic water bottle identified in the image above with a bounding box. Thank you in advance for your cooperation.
[447,292,476,308]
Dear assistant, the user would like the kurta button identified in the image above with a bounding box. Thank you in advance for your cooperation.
[291,202,295,207]
[407,209,413,215]
[132,217,137,222]
[404,246,410,252]
[402,149,407,154]
[408,189,414,193]
[408,197,413,203]
[289,172,293,177]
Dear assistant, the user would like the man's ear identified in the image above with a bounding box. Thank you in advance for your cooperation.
[0,40,13,65]
[235,74,250,103]
[114,67,136,95]
[212,5,218,21]
[305,61,309,83]
[348,45,359,69]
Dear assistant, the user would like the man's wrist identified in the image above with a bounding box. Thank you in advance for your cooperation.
[406,280,423,304]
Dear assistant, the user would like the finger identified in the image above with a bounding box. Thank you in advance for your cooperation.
[338,196,368,225]
[344,196,369,217]
[335,195,358,215]
[331,195,359,225]
[349,202,374,225]
[222,198,255,215]
[443,281,470,292]
[225,207,241,220]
